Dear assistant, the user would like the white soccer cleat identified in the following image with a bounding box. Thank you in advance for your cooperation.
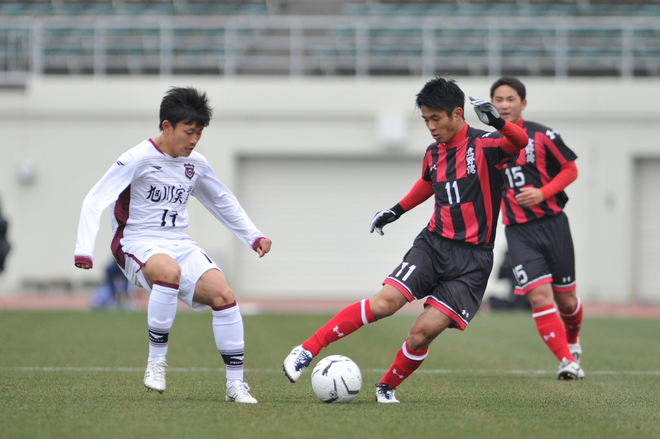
[144,359,168,393]
[226,381,258,404]
[557,358,585,380]
[283,344,313,383]
[568,339,582,365]
[375,383,400,404]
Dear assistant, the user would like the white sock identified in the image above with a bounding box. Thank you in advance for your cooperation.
[212,302,245,388]
[147,281,179,362]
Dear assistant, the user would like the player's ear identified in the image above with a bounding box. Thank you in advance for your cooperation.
[453,106,464,121]
[521,99,528,112]
[162,120,173,133]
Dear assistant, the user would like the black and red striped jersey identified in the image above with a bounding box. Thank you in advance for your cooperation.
[421,124,517,248]
[500,120,577,226]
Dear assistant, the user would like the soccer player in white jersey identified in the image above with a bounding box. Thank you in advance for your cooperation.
[74,87,272,403]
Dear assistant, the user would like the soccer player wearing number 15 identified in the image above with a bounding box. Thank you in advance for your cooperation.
[491,77,584,380]
[74,87,272,403]
[284,77,529,403]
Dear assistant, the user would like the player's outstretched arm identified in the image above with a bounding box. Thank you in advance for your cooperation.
[470,95,527,151]
[74,153,136,269]
[370,177,434,236]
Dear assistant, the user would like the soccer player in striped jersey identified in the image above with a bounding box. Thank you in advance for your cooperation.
[283,77,529,403]
[74,87,272,403]
[491,77,584,380]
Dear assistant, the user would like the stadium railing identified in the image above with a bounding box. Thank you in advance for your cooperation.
[1,15,660,83]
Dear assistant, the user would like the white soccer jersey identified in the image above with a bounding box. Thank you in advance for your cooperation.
[74,139,264,268]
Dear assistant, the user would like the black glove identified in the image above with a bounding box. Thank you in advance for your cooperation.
[469,96,505,130]
[370,204,405,235]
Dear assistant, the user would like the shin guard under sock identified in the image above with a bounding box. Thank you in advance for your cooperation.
[533,305,576,362]
[147,281,179,362]
[302,299,376,357]
[559,296,583,345]
[380,340,429,389]
[212,301,246,388]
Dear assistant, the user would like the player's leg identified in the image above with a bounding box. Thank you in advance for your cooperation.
[304,284,406,355]
[193,268,257,404]
[529,283,575,362]
[283,285,407,383]
[376,307,452,403]
[377,239,492,403]
[528,284,583,379]
[554,290,582,362]
[506,222,582,379]
[548,212,582,364]
[140,253,182,393]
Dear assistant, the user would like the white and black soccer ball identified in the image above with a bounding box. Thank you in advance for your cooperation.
[310,355,362,404]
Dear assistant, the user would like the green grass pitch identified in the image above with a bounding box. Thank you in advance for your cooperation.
[1,310,659,439]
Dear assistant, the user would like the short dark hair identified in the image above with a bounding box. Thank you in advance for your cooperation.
[159,87,212,131]
[490,76,526,101]
[415,77,465,117]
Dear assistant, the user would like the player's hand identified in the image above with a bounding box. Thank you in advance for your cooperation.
[75,263,92,270]
[370,210,400,235]
[469,96,505,130]
[255,238,272,258]
[515,187,544,207]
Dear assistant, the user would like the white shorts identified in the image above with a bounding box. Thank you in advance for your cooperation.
[120,240,220,312]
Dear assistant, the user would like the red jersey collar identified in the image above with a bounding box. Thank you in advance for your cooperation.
[439,123,469,148]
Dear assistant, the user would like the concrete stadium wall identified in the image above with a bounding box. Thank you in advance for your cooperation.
[0,76,658,304]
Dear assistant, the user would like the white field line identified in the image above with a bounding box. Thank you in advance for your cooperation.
[2,367,659,376]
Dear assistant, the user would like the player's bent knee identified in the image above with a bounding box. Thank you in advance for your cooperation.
[407,332,435,351]
[144,255,181,284]
[196,286,235,309]
[154,265,181,284]
[209,294,235,309]
[526,284,553,309]
[370,297,403,319]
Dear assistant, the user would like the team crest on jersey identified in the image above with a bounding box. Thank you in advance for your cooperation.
[184,163,195,180]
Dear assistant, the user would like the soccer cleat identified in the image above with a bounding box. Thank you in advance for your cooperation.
[144,359,168,393]
[375,383,399,404]
[283,344,313,383]
[226,381,258,404]
[568,339,582,365]
[557,359,585,380]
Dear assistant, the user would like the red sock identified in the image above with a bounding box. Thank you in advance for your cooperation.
[533,305,576,362]
[380,340,428,389]
[302,299,376,357]
[559,296,582,345]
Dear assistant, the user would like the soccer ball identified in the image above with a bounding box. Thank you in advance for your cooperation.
[310,355,362,404]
